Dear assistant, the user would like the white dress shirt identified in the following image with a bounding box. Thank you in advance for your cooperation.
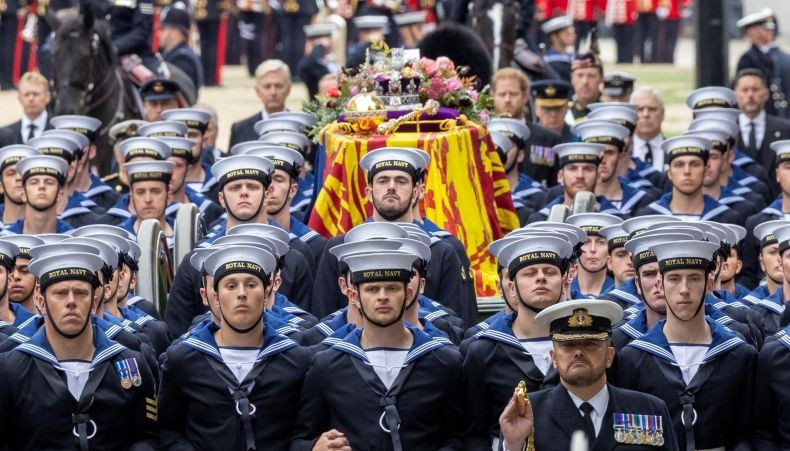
[739,110,766,151]
[632,134,665,171]
[567,384,610,437]
[20,111,47,144]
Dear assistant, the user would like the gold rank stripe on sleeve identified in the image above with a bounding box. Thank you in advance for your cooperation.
[146,397,158,421]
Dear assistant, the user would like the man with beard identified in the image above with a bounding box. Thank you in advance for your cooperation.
[598,225,634,291]
[310,147,467,323]
[612,240,757,450]
[159,245,310,449]
[0,252,158,449]
[161,108,214,194]
[7,155,73,234]
[0,145,39,227]
[0,240,23,336]
[499,299,677,451]
[635,135,744,225]
[463,236,571,449]
[573,119,654,217]
[528,143,621,223]
[117,161,175,242]
[566,52,603,124]
[290,251,465,450]
[565,213,622,299]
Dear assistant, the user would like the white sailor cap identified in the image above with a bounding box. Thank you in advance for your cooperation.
[29,242,99,262]
[624,232,697,269]
[303,23,335,38]
[108,119,146,143]
[214,234,288,259]
[203,245,278,284]
[0,145,39,170]
[159,137,197,162]
[0,240,19,269]
[498,236,573,279]
[771,140,790,166]
[63,237,120,269]
[721,224,747,245]
[602,72,636,97]
[0,235,44,258]
[330,239,403,264]
[598,224,628,250]
[360,147,430,181]
[682,130,729,152]
[649,240,720,273]
[17,155,69,185]
[586,106,638,132]
[226,224,290,253]
[229,142,279,156]
[210,155,274,189]
[119,137,172,162]
[488,118,531,143]
[736,8,776,30]
[28,135,81,163]
[50,115,102,140]
[691,107,739,123]
[774,225,790,255]
[645,222,707,241]
[553,142,603,167]
[753,220,790,247]
[565,213,623,236]
[688,118,738,140]
[536,299,623,341]
[404,230,431,248]
[507,228,575,245]
[138,121,188,138]
[705,222,736,247]
[35,234,70,245]
[621,215,681,239]
[524,221,587,245]
[686,86,736,110]
[161,108,210,132]
[661,135,711,162]
[540,15,573,34]
[70,224,135,240]
[246,146,304,178]
[587,102,637,112]
[489,131,514,153]
[81,233,132,256]
[189,246,218,274]
[269,111,317,129]
[352,15,388,30]
[254,118,304,137]
[345,222,407,242]
[258,131,311,154]
[41,129,89,151]
[393,222,429,237]
[393,10,427,26]
[571,120,630,149]
[344,251,417,284]
[124,160,174,184]
[392,237,431,265]
[29,252,104,289]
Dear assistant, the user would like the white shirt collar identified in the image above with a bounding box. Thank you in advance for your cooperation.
[567,384,609,417]
[758,42,778,53]
[21,111,47,131]
[739,109,766,128]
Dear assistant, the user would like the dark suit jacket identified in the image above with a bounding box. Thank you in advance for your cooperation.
[228,112,261,149]
[529,383,679,451]
[1,117,53,145]
[0,127,15,147]
[737,113,790,197]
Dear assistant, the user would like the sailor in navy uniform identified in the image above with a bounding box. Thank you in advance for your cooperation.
[598,224,635,294]
[565,213,621,299]
[572,119,654,217]
[298,23,340,99]
[635,135,745,225]
[257,129,315,210]
[754,323,790,448]
[117,160,177,246]
[310,148,468,322]
[612,240,757,450]
[487,120,546,225]
[0,145,39,228]
[290,251,465,450]
[0,251,158,449]
[527,143,621,223]
[718,224,751,299]
[463,236,572,449]
[499,298,678,451]
[0,239,24,330]
[742,220,790,306]
[540,16,575,83]
[6,155,74,234]
[0,234,44,322]
[159,245,311,449]
[160,108,213,194]
[602,71,635,103]
[746,225,790,337]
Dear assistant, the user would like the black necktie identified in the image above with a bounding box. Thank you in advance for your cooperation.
[645,142,653,165]
[748,121,757,155]
[26,124,36,143]
[580,402,597,443]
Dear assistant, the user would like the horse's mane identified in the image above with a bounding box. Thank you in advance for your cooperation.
[54,8,116,65]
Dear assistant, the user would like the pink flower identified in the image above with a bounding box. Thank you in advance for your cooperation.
[427,77,447,100]
[444,77,463,92]
[420,57,438,77]
[435,56,455,72]
[478,109,490,124]
[349,85,359,96]
[468,89,479,102]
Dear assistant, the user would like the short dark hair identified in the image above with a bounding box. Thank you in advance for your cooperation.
[733,68,768,89]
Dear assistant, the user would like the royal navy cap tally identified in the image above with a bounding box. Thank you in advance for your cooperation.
[536,299,623,341]
[488,118,531,143]
[303,23,336,38]
[774,225,790,255]
[603,72,636,97]
[686,86,736,110]
[489,237,525,266]
[211,155,274,189]
[202,245,278,284]
[554,142,603,167]
[531,79,572,108]
[540,15,573,34]
[586,106,638,132]
[269,111,317,128]
[661,135,711,162]
[140,78,180,101]
[119,137,172,162]
[29,252,104,289]
[16,155,69,185]
[736,8,776,30]
[0,240,19,269]
[571,120,630,149]
[50,115,102,141]
[771,140,790,165]
[360,147,430,181]
[565,213,623,236]
[246,146,304,179]
[352,15,388,30]
[158,137,197,163]
[254,118,304,137]
[109,120,146,143]
[621,215,681,239]
[70,224,135,240]
[393,11,427,26]
[756,220,790,248]
[498,236,573,279]
[258,131,311,153]
[226,224,290,253]
[599,224,628,250]
[0,235,44,259]
[41,129,89,152]
[27,135,81,163]
[63,237,120,269]
[138,121,188,138]
[124,160,174,184]
[344,222,407,243]
[649,240,720,273]
[0,145,39,170]
[524,221,588,245]
[344,251,417,284]
[161,108,210,132]
[624,232,697,269]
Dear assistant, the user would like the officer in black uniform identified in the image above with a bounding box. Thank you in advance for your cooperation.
[194,0,229,86]
[0,0,25,89]
[297,23,339,99]
[531,79,574,142]
[140,78,182,122]
[0,251,158,449]
[160,5,203,90]
[276,0,318,78]
[602,71,636,103]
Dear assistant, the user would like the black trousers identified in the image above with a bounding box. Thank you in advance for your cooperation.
[635,13,658,63]
[198,19,220,86]
[239,11,266,76]
[276,13,310,79]
[574,20,596,51]
[612,23,634,63]
[225,12,242,65]
[0,13,18,88]
[657,18,680,63]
